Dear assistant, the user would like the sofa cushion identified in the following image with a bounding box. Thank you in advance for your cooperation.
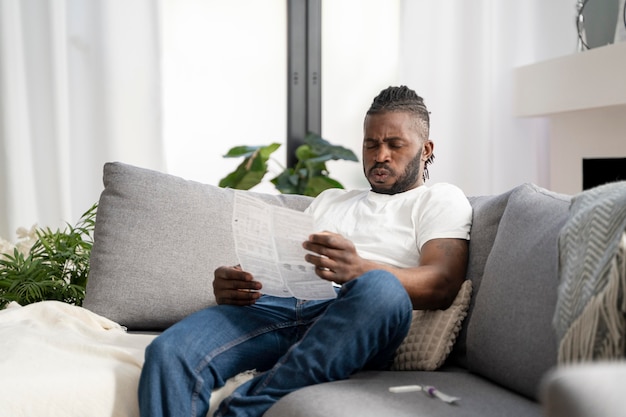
[392,279,472,371]
[466,183,570,400]
[449,188,515,366]
[266,369,542,417]
[84,162,312,330]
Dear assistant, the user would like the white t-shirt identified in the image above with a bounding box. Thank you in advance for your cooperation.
[305,183,472,269]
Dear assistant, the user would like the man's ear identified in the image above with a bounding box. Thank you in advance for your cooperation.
[422,140,434,160]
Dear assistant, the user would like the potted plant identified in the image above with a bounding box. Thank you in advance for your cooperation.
[0,204,97,309]
[219,133,358,197]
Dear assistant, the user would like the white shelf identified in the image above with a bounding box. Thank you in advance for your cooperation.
[513,42,626,117]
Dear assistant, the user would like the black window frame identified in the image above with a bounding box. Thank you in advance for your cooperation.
[287,0,321,167]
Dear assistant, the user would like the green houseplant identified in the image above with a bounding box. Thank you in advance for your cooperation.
[0,203,97,309]
[219,133,358,197]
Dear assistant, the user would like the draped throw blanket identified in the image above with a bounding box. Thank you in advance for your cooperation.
[553,181,626,364]
[0,301,157,417]
[0,300,257,417]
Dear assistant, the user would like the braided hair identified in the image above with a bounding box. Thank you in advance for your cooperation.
[366,86,435,180]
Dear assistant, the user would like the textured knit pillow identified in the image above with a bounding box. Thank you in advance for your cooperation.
[391,279,473,371]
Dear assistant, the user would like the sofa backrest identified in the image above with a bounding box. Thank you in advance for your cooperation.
[464,183,571,401]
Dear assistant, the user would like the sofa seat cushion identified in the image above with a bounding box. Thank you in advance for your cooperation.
[265,368,541,417]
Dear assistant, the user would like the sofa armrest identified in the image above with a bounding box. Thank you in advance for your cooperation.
[540,362,626,417]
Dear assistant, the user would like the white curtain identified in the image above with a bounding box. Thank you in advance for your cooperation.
[0,0,163,240]
[321,0,577,196]
[397,0,577,196]
[0,0,578,240]
[160,0,578,196]
[160,0,287,193]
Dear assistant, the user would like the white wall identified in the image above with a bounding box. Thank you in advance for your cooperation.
[550,106,626,194]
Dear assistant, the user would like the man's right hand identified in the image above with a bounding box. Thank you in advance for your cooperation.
[213,265,263,306]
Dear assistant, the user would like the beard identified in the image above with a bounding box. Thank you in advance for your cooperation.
[367,150,422,195]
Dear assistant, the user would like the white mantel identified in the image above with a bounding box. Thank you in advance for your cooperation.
[513,42,626,194]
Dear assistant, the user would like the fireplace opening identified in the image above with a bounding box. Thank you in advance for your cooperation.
[582,158,626,190]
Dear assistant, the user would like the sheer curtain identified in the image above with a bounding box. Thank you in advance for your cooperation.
[0,0,163,240]
[321,0,577,196]
[160,0,287,193]
[160,0,578,196]
[0,0,578,240]
[397,0,576,196]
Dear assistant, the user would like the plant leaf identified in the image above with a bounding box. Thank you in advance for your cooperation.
[305,133,358,162]
[223,143,281,159]
[304,175,345,197]
[219,143,281,190]
[271,169,302,194]
[219,156,267,190]
[0,202,96,308]
[223,145,261,158]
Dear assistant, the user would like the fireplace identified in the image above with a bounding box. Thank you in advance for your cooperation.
[583,157,626,190]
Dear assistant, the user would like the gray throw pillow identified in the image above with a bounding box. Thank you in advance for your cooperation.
[84,162,312,330]
[466,183,570,400]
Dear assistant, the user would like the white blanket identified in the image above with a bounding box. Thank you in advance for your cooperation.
[0,301,156,417]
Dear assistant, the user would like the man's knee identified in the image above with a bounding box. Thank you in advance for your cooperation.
[144,334,173,366]
[341,270,411,314]
[348,269,406,294]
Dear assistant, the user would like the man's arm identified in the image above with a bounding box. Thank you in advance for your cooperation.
[303,232,468,310]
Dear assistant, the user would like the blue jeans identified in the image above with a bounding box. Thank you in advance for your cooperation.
[138,270,412,417]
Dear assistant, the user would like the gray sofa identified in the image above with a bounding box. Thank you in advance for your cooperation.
[84,162,626,417]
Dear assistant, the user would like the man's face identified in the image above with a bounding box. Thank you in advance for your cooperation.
[362,111,432,195]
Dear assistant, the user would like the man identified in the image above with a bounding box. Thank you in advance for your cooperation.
[138,86,472,417]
